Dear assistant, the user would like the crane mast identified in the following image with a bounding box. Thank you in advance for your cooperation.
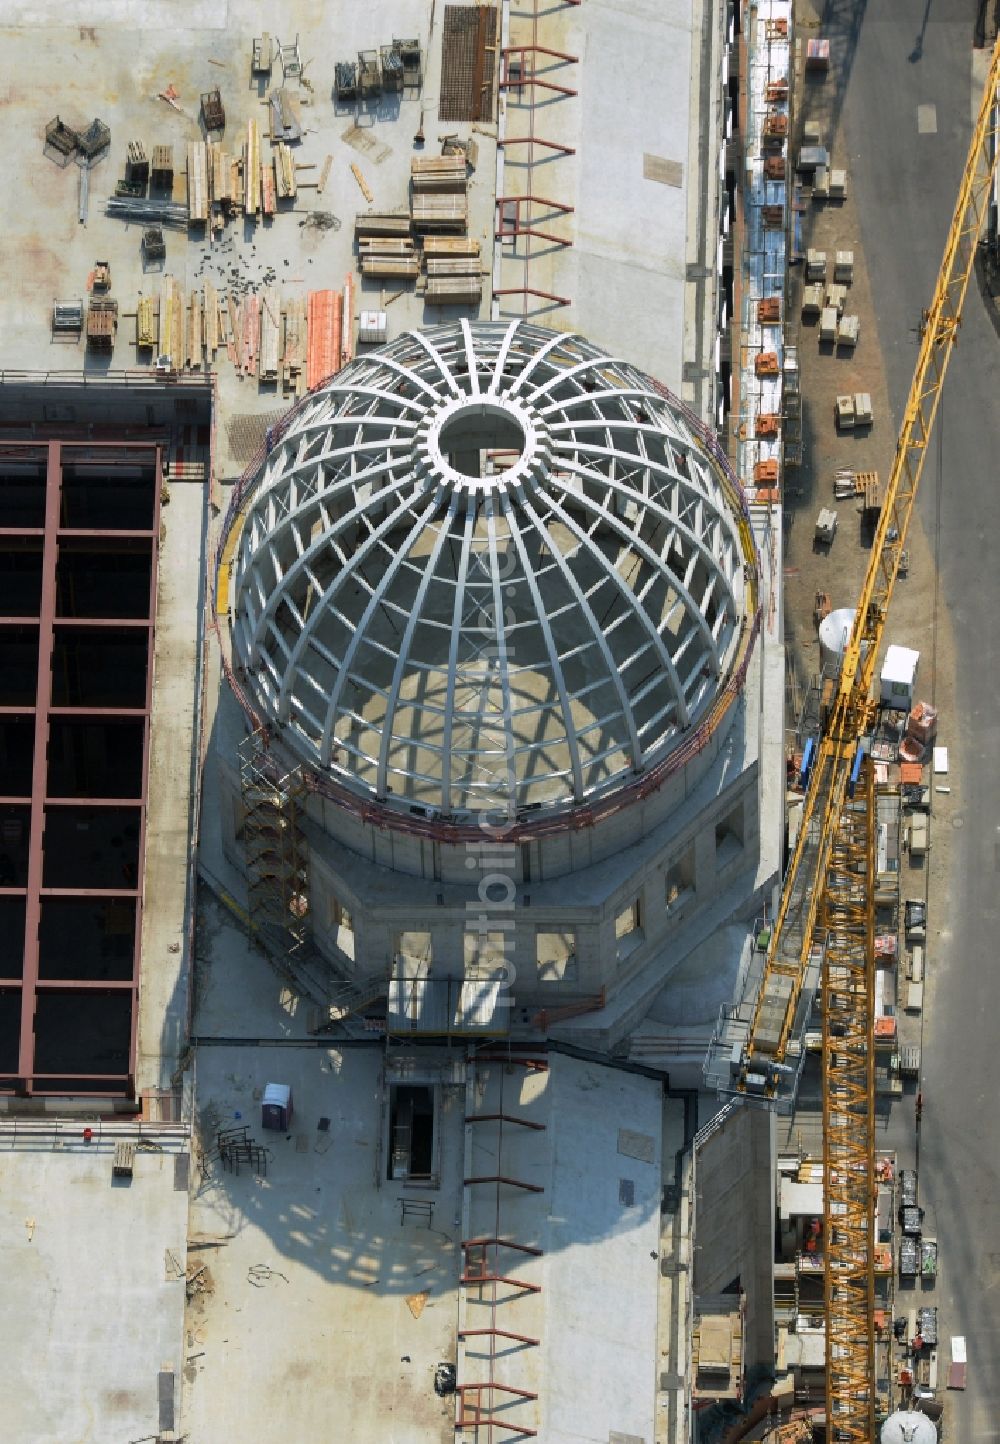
[730,37,1000,1443]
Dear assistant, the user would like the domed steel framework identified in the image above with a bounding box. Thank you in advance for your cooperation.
[232,320,752,819]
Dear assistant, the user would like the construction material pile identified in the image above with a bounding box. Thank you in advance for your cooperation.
[135,274,355,394]
[353,150,481,306]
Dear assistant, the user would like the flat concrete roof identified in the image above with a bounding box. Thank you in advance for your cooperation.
[0,1132,188,1444]
[185,1043,462,1443]
[459,1053,663,1442]
[779,1178,824,1220]
[494,0,719,411]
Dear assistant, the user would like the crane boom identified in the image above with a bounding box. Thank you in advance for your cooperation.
[743,40,1000,1088]
[731,35,1000,1444]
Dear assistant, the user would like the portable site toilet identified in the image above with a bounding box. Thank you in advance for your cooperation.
[880,644,919,709]
[262,1082,293,1130]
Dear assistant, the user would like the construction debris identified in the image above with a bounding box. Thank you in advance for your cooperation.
[301,211,342,232]
[268,88,303,144]
[186,1261,215,1300]
[273,142,297,200]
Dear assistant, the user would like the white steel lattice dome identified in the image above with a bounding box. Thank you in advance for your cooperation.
[232,320,752,819]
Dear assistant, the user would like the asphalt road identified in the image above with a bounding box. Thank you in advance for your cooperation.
[833,1,1000,1435]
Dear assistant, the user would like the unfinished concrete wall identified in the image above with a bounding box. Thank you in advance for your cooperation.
[693,1100,775,1371]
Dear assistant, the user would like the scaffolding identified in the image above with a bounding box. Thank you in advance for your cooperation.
[239,728,312,978]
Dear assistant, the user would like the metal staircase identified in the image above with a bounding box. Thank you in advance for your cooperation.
[239,729,387,1025]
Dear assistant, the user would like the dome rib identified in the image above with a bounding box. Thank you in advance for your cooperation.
[232,321,752,818]
[501,491,586,802]
[375,492,462,797]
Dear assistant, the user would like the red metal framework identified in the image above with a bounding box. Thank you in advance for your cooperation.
[0,439,160,1096]
[496,194,575,247]
[500,44,579,96]
[496,0,579,315]
[459,1056,547,1439]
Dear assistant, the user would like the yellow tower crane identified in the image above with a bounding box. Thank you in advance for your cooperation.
[729,38,1000,1444]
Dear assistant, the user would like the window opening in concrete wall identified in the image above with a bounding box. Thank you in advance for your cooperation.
[536,928,578,983]
[665,846,696,914]
[615,896,644,963]
[397,930,433,970]
[464,928,507,979]
[715,800,745,869]
[387,1083,437,1182]
[328,892,356,963]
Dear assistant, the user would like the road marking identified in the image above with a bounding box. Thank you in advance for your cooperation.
[917,103,937,134]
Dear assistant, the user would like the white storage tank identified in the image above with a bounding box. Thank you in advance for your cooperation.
[881,1410,937,1444]
[819,606,857,671]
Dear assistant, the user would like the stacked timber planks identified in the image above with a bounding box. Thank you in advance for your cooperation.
[360,255,420,279]
[282,296,307,392]
[186,289,203,368]
[411,192,468,232]
[358,239,415,256]
[158,277,185,367]
[342,273,353,364]
[259,286,281,380]
[422,236,480,257]
[261,161,276,216]
[204,281,220,358]
[358,235,419,280]
[245,119,262,215]
[242,293,260,376]
[230,154,244,211]
[426,276,482,305]
[137,294,158,349]
[187,141,209,223]
[410,155,468,193]
[426,257,481,278]
[307,289,341,389]
[355,210,412,239]
[210,143,232,206]
[273,142,297,200]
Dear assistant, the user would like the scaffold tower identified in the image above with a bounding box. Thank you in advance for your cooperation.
[239,728,312,979]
